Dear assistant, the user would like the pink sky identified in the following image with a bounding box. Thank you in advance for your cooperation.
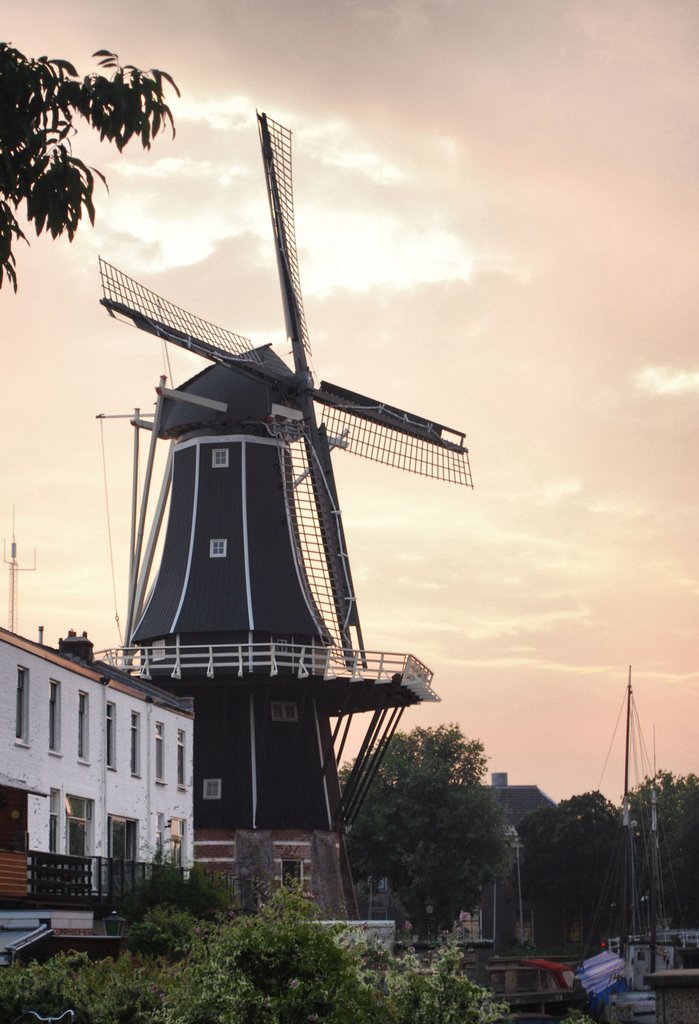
[2,1,697,802]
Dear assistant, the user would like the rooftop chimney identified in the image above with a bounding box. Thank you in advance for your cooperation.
[491,772,508,788]
[57,629,94,664]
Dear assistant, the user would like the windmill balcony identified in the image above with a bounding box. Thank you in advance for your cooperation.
[99,639,439,702]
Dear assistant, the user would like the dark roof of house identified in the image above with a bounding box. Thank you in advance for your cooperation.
[492,784,556,828]
[0,626,192,717]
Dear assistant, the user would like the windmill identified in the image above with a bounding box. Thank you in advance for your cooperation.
[98,113,472,915]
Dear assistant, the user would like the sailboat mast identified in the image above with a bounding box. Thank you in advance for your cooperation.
[646,753,659,966]
[621,666,633,949]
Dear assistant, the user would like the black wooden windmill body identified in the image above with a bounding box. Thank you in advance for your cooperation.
[99,114,472,914]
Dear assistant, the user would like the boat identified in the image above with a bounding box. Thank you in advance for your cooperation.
[578,669,675,1022]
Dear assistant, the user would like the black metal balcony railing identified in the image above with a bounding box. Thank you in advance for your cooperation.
[27,852,152,903]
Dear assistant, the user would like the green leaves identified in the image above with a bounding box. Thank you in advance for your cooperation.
[344,725,509,936]
[0,41,179,290]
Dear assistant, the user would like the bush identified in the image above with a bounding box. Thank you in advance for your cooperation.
[0,952,164,1024]
[119,857,231,923]
[126,906,199,960]
[159,887,384,1024]
[0,890,511,1024]
[384,944,507,1024]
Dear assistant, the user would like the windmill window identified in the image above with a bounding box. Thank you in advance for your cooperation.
[203,778,222,800]
[281,859,304,886]
[212,448,229,468]
[210,538,227,558]
[271,701,298,723]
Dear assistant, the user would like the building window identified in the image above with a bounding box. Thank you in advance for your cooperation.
[170,817,185,866]
[152,638,166,662]
[108,816,137,860]
[49,789,60,853]
[130,712,141,775]
[78,692,89,760]
[203,778,222,800]
[15,666,29,742]
[209,538,227,558]
[106,701,116,769]
[155,721,164,781]
[156,813,165,852]
[177,729,185,787]
[65,794,93,856]
[271,701,298,723]
[48,679,61,752]
[281,859,304,886]
[212,448,229,468]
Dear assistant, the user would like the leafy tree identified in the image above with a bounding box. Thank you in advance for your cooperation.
[518,791,619,944]
[0,42,179,289]
[344,724,510,936]
[630,771,699,926]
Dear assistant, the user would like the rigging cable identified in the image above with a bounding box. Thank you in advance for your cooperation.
[597,686,627,793]
[99,418,124,646]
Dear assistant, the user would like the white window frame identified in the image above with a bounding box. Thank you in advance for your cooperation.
[15,666,29,743]
[65,794,93,856]
[177,729,185,788]
[48,679,61,753]
[281,858,304,886]
[106,701,117,769]
[155,721,164,781]
[130,711,141,776]
[202,778,222,800]
[156,812,165,852]
[209,538,227,558]
[211,448,229,468]
[77,691,89,761]
[170,817,185,866]
[49,788,61,853]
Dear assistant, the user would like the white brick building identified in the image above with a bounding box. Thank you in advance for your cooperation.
[0,626,194,877]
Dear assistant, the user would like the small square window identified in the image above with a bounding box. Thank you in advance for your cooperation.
[203,778,222,800]
[210,538,227,558]
[271,701,298,723]
[212,448,229,468]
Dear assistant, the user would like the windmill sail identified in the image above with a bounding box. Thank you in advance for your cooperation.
[99,258,267,370]
[315,380,472,485]
[258,113,312,362]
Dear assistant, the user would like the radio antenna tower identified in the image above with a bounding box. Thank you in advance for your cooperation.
[4,508,36,634]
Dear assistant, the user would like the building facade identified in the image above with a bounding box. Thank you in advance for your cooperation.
[0,627,194,874]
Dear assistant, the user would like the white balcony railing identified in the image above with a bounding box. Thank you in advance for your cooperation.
[99,640,439,703]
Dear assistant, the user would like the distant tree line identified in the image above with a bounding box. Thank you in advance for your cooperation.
[517,773,699,949]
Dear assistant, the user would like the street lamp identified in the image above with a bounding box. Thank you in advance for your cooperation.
[104,910,125,937]
[514,839,525,946]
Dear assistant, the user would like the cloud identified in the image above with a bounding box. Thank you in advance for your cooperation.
[538,478,582,505]
[175,95,256,132]
[635,365,699,395]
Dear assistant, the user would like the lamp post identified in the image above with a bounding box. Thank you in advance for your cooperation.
[104,909,126,938]
[514,839,525,946]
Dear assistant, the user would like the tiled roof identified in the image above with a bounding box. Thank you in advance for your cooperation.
[492,785,556,828]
